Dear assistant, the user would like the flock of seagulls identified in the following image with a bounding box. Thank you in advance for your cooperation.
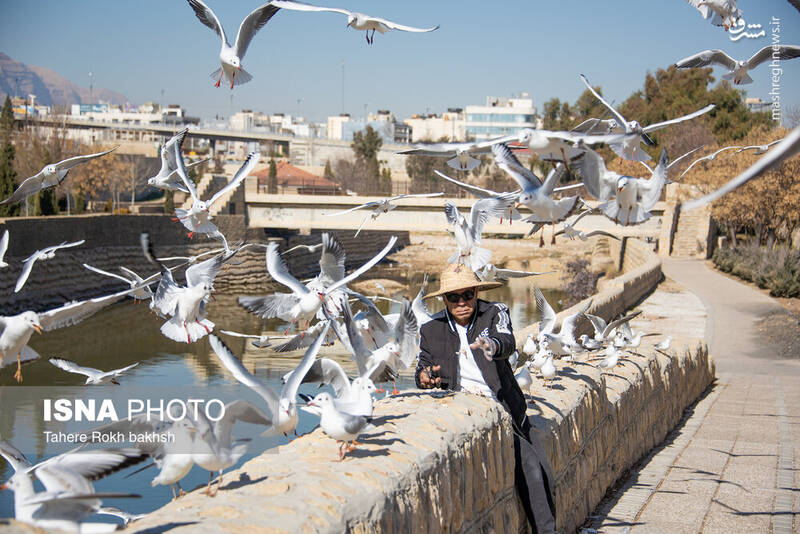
[2,0,800,530]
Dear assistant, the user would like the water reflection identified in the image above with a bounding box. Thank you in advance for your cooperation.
[0,270,563,522]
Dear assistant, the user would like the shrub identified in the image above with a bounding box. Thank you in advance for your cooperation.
[713,243,800,298]
[561,259,602,306]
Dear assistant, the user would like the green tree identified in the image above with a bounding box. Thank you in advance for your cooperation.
[323,160,334,180]
[351,126,384,194]
[0,96,19,217]
[268,158,278,194]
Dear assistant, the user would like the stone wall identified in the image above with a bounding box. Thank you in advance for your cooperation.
[0,214,409,313]
[129,236,714,534]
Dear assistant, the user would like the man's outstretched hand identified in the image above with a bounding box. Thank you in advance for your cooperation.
[470,335,498,360]
[419,365,441,388]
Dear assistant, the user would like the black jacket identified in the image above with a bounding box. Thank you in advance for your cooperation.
[415,299,527,427]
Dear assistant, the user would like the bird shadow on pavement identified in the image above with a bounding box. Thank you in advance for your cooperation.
[370,413,410,426]
[135,522,200,534]
[712,498,798,516]
[388,390,456,401]
[709,448,777,458]
[560,366,601,389]
[347,447,391,459]
[221,472,269,491]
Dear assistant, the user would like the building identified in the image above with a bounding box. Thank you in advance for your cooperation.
[70,101,197,126]
[327,114,352,140]
[404,108,465,142]
[10,96,50,118]
[745,97,770,113]
[465,93,537,140]
[327,110,410,144]
[252,160,340,195]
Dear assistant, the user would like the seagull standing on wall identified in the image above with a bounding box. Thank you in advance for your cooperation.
[186,0,282,88]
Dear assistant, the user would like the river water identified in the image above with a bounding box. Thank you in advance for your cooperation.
[0,269,564,523]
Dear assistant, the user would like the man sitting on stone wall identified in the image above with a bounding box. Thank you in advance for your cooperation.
[415,263,556,534]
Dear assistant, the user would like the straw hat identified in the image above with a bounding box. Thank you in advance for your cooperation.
[423,263,503,300]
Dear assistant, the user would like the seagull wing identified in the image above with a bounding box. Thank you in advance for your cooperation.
[281,322,330,402]
[582,230,620,240]
[185,253,225,288]
[541,163,567,196]
[83,264,132,286]
[270,0,351,17]
[579,74,628,128]
[684,126,800,210]
[573,149,617,201]
[642,104,715,134]
[318,232,345,283]
[326,236,398,294]
[15,252,41,293]
[583,313,607,338]
[48,358,100,378]
[208,151,260,207]
[638,149,668,210]
[434,170,495,198]
[560,299,592,344]
[0,229,8,263]
[492,143,541,190]
[495,267,554,278]
[0,170,47,205]
[469,199,492,242]
[444,202,460,226]
[746,45,800,69]
[173,138,199,203]
[342,300,372,375]
[151,265,182,317]
[234,2,281,59]
[110,362,139,377]
[324,201,379,216]
[391,299,418,369]
[55,146,119,172]
[187,0,228,45]
[238,293,299,321]
[0,440,32,472]
[161,128,189,176]
[601,311,641,339]
[266,242,310,296]
[208,334,281,415]
[674,49,736,70]
[534,287,556,335]
[38,286,143,331]
[367,15,439,33]
[668,145,705,170]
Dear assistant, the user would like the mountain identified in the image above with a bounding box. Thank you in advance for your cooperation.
[0,52,127,107]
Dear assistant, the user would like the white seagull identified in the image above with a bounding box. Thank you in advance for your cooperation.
[15,240,85,293]
[238,235,397,331]
[598,346,622,374]
[186,0,282,88]
[678,146,743,179]
[583,310,642,344]
[477,263,554,282]
[324,192,444,237]
[48,358,139,385]
[576,148,669,225]
[434,169,523,223]
[218,329,291,348]
[554,208,620,242]
[492,143,579,245]
[735,139,782,155]
[686,0,742,30]
[0,440,145,533]
[174,144,259,239]
[306,392,375,460]
[675,46,800,85]
[0,146,118,205]
[208,322,330,439]
[399,140,497,171]
[579,74,714,162]
[684,126,800,210]
[82,263,154,302]
[535,288,591,357]
[655,336,672,351]
[271,0,439,44]
[444,195,516,271]
[147,128,209,192]
[1,284,145,382]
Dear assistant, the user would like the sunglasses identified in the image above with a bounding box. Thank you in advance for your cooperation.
[444,289,476,303]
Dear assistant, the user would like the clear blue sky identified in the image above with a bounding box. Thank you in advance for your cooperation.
[2,1,799,123]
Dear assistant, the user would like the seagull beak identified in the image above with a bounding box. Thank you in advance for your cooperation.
[111,379,120,385]
[307,401,316,407]
[237,66,241,71]
[33,325,42,335]
[0,483,6,490]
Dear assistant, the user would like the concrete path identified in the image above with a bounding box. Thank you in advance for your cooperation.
[589,259,800,534]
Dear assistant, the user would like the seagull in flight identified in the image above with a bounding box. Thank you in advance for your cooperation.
[554,208,620,242]
[324,192,444,237]
[147,128,209,192]
[579,74,714,162]
[0,146,118,205]
[445,196,515,271]
[174,143,259,239]
[686,0,742,31]
[0,230,9,268]
[271,0,439,44]
[398,140,497,171]
[48,358,139,385]
[735,139,782,155]
[674,46,800,85]
[678,146,743,179]
[15,240,85,293]
[218,329,291,348]
[186,0,282,88]
[683,126,800,210]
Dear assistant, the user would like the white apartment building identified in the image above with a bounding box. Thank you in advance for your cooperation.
[70,102,188,125]
[464,93,537,140]
[404,109,465,142]
[327,114,351,140]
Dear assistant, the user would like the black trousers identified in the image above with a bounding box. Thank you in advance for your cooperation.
[513,417,557,534]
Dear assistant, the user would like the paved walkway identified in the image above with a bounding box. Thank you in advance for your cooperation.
[589,259,800,534]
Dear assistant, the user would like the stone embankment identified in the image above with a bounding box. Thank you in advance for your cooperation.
[123,237,714,533]
[0,214,409,313]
